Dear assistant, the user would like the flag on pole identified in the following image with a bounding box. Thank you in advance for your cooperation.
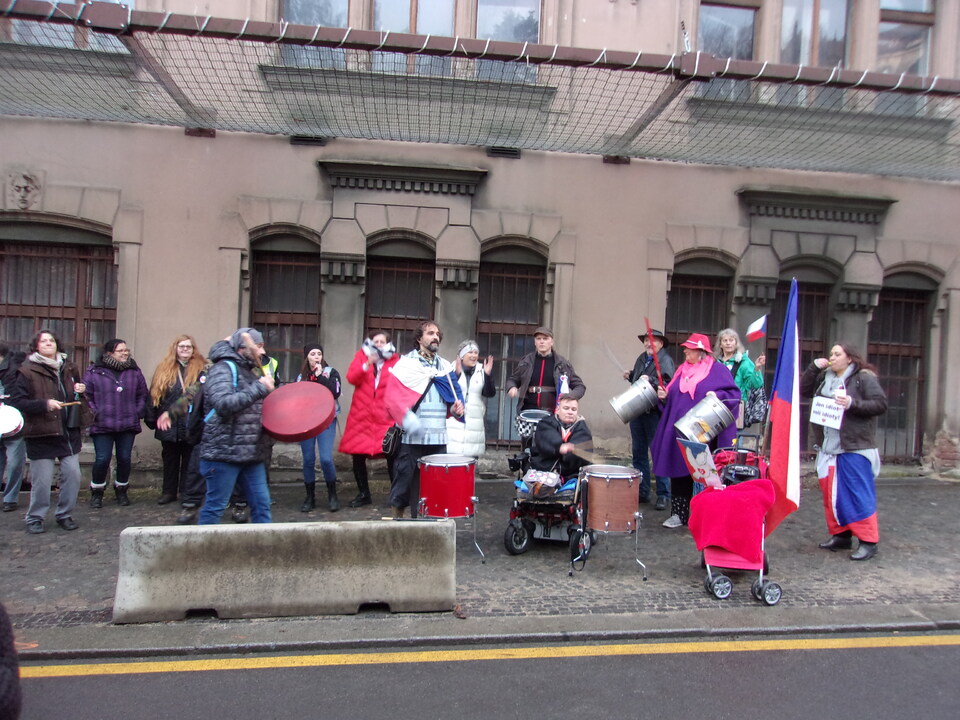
[765,281,801,534]
[746,314,768,342]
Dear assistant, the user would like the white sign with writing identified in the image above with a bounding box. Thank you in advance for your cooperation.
[810,395,844,429]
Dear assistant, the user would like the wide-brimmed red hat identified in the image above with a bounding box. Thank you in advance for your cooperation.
[680,333,712,354]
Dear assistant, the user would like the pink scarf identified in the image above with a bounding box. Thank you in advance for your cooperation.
[668,356,714,399]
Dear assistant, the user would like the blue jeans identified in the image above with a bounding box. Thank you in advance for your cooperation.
[90,431,136,489]
[198,459,272,524]
[1,434,27,504]
[629,412,671,501]
[300,419,337,485]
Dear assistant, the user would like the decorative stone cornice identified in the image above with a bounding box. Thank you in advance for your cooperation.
[737,187,896,225]
[321,252,366,284]
[436,260,479,289]
[734,277,778,305]
[318,160,488,197]
[836,284,880,312]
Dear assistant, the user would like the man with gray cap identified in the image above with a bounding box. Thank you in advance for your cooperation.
[507,327,585,417]
[197,328,275,524]
[624,329,676,509]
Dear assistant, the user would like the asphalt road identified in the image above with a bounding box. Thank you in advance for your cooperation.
[19,633,960,720]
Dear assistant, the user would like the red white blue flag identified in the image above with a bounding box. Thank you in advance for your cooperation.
[766,280,801,534]
[746,314,767,342]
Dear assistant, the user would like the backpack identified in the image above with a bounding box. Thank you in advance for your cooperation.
[185,360,237,445]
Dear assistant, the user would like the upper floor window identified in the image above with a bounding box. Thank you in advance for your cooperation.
[698,2,756,60]
[1,0,131,53]
[373,0,455,75]
[780,0,849,67]
[477,0,540,83]
[282,0,349,68]
[477,0,540,43]
[877,0,933,75]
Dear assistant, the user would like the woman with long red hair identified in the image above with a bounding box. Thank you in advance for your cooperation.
[147,335,206,506]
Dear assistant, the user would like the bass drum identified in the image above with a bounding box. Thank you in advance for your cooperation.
[581,464,641,533]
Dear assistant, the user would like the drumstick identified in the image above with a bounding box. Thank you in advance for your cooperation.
[571,446,603,465]
[59,401,82,407]
[602,340,627,374]
[241,332,271,379]
[644,317,664,388]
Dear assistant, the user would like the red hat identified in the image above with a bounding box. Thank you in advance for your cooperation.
[680,333,712,354]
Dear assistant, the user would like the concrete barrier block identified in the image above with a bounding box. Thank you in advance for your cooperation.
[112,520,456,623]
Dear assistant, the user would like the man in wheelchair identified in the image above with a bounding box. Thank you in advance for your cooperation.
[530,395,593,483]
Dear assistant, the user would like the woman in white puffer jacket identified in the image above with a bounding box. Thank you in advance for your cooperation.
[445,340,496,457]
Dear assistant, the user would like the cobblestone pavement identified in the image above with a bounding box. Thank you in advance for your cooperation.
[3,463,958,639]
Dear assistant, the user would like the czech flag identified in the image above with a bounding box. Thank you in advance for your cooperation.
[765,280,801,534]
[384,354,464,424]
[746,314,767,342]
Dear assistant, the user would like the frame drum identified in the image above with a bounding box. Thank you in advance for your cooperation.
[0,404,23,438]
[418,453,476,518]
[582,464,641,533]
[674,395,736,444]
[261,382,336,442]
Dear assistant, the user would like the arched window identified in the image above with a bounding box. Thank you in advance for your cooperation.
[665,257,733,366]
[477,243,547,447]
[0,225,116,368]
[364,233,436,353]
[869,273,936,459]
[249,232,322,381]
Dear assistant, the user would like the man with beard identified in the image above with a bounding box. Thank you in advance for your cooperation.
[384,321,464,518]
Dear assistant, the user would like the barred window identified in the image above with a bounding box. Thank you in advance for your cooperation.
[0,239,117,368]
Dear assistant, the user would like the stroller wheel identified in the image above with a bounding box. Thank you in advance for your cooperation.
[503,519,532,555]
[709,575,733,600]
[751,578,763,601]
[760,581,782,606]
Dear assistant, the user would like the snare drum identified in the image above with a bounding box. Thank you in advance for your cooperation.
[0,404,24,438]
[674,395,736,444]
[516,409,551,439]
[418,454,476,518]
[581,464,641,533]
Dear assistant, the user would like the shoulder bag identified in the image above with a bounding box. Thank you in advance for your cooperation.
[382,380,433,457]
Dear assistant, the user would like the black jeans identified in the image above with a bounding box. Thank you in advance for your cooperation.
[389,443,444,517]
[160,441,193,498]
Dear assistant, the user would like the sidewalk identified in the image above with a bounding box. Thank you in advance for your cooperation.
[3,467,959,660]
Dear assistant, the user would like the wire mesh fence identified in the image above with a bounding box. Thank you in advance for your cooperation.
[1,9,959,181]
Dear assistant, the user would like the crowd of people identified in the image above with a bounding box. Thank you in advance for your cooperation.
[0,321,887,560]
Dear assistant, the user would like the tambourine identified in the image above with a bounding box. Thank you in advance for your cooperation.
[261,382,336,442]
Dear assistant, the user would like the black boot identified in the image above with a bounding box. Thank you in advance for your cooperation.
[115,486,130,506]
[850,541,878,561]
[349,475,372,507]
[326,482,340,512]
[300,483,316,513]
[89,489,104,509]
[818,531,853,551]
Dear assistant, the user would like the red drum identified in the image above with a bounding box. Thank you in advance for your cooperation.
[582,464,641,533]
[261,382,336,442]
[418,454,476,518]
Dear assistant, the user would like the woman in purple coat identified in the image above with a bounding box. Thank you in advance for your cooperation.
[651,333,740,529]
[83,338,148,508]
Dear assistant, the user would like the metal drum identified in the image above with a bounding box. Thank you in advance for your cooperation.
[674,395,736,444]
[0,404,24,438]
[609,376,658,423]
[516,409,551,439]
[417,454,476,518]
[581,464,641,533]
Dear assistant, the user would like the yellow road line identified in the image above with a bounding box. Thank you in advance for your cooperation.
[21,634,960,679]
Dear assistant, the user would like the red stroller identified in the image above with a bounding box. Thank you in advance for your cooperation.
[688,438,783,606]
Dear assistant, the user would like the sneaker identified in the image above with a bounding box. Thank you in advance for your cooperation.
[2,501,17,512]
[662,514,683,529]
[655,496,668,511]
[176,507,198,525]
[56,516,79,531]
